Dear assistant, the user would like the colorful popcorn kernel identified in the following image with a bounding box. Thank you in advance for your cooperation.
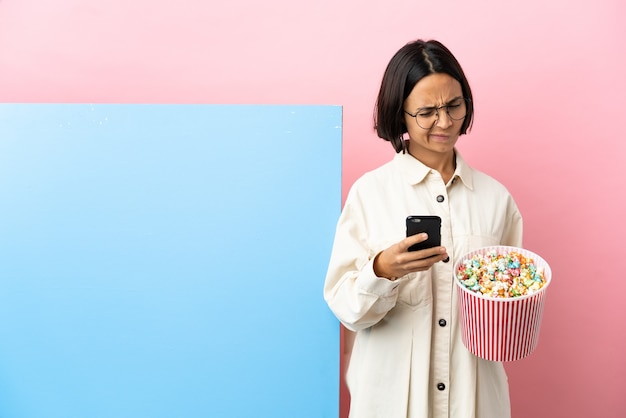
[456,250,546,298]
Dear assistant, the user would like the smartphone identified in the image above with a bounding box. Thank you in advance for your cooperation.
[406,215,442,252]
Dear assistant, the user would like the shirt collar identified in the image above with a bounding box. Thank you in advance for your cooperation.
[394,149,474,190]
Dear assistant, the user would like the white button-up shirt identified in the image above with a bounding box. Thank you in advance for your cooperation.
[324,151,523,418]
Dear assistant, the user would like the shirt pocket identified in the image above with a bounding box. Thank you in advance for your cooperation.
[396,272,433,309]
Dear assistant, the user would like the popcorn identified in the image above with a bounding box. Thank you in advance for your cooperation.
[454,246,552,361]
[455,250,546,298]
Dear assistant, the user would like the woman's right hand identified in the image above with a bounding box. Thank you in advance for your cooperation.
[373,233,449,280]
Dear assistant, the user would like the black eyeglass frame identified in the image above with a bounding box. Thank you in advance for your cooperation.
[404,98,470,130]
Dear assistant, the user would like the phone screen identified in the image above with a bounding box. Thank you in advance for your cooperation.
[406,216,442,252]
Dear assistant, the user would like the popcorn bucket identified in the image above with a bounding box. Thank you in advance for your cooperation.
[454,246,552,362]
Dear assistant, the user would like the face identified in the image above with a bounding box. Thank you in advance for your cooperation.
[403,73,465,160]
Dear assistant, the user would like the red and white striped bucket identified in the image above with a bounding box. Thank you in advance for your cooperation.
[454,246,552,362]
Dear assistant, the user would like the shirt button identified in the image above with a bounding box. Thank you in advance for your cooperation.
[437,383,446,391]
[436,195,445,203]
[438,319,447,327]
[442,256,450,263]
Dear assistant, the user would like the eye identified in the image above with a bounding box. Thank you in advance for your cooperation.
[417,109,436,117]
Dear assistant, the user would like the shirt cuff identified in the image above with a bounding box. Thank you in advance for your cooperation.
[358,257,401,296]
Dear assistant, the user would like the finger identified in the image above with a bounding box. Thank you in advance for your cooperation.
[403,233,428,251]
[404,250,448,271]
[405,245,446,260]
[395,246,445,267]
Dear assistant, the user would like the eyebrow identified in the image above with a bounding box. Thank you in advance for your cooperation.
[415,96,464,111]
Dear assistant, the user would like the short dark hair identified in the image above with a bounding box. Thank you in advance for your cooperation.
[374,39,474,153]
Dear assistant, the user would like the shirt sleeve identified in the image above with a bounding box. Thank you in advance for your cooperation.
[323,186,400,332]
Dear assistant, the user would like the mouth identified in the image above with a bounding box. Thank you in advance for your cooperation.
[429,134,450,142]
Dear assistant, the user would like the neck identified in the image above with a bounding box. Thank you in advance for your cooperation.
[408,148,456,183]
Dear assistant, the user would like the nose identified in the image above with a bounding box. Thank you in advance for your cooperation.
[435,108,453,129]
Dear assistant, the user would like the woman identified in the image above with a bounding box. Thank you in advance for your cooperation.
[324,40,523,418]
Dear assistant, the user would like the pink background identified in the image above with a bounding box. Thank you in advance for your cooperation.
[1,1,625,417]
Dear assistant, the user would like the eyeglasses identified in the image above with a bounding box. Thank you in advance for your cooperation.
[404,98,468,130]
